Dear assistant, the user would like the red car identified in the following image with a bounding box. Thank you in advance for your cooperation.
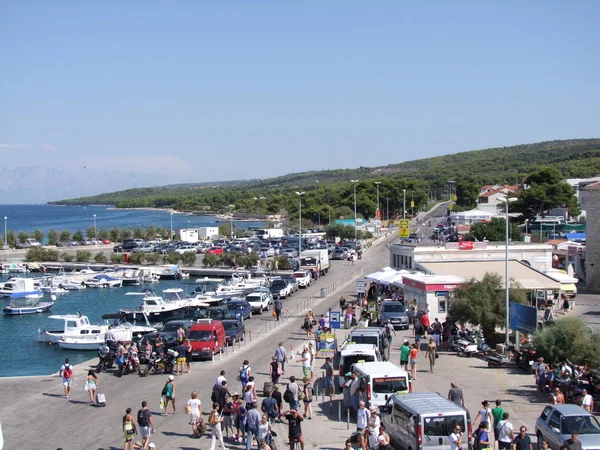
[205,246,224,255]
[101,239,112,244]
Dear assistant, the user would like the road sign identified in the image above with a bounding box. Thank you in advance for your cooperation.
[356,278,366,294]
[399,219,410,238]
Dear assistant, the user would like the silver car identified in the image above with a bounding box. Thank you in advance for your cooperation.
[535,404,600,450]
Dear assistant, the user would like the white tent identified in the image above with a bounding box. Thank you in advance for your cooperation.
[364,267,397,282]
[450,208,500,225]
[365,268,412,285]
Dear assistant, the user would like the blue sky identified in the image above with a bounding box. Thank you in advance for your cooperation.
[1,1,598,187]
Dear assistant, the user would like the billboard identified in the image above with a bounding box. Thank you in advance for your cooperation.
[509,302,537,334]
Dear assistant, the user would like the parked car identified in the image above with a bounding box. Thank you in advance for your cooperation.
[101,239,112,244]
[270,279,292,299]
[259,246,276,258]
[134,244,155,253]
[281,276,299,293]
[175,245,197,255]
[139,319,194,349]
[113,239,141,253]
[16,238,41,249]
[222,319,245,345]
[535,404,600,450]
[245,291,272,314]
[282,248,299,258]
[226,300,252,321]
[205,246,224,255]
[331,248,349,260]
[378,300,409,329]
[206,306,229,321]
[293,270,312,288]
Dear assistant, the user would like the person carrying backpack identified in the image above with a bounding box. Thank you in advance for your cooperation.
[238,360,252,390]
[59,358,74,399]
[472,422,491,450]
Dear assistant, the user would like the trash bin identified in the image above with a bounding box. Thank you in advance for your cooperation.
[123,253,129,263]
[321,288,326,298]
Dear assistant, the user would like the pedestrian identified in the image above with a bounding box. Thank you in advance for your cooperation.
[400,340,411,371]
[384,320,396,345]
[448,382,465,406]
[378,424,392,450]
[213,380,230,411]
[268,356,281,385]
[535,358,547,392]
[474,401,494,434]
[186,391,202,437]
[238,360,252,391]
[246,401,261,450]
[154,333,164,355]
[492,400,506,446]
[431,318,442,347]
[185,340,193,374]
[288,376,300,410]
[562,432,582,450]
[473,422,492,450]
[257,414,272,449]
[274,259,278,272]
[323,356,335,397]
[409,343,419,380]
[367,408,381,449]
[425,337,437,373]
[340,295,347,313]
[274,342,288,374]
[161,375,176,416]
[137,400,155,450]
[175,340,187,375]
[274,298,282,321]
[122,407,137,450]
[297,346,311,380]
[512,426,532,450]
[349,372,360,414]
[208,402,227,450]
[85,369,99,405]
[283,408,305,450]
[222,393,234,440]
[302,377,313,419]
[59,357,74,399]
[272,385,283,421]
[549,387,565,405]
[261,389,279,425]
[414,320,425,346]
[176,324,185,344]
[356,401,371,431]
[308,342,316,379]
[244,384,256,409]
[581,388,594,412]
[231,393,244,442]
[496,412,514,450]
[450,424,463,450]
[216,370,227,387]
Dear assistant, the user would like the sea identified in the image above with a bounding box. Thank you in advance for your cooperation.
[0,204,267,378]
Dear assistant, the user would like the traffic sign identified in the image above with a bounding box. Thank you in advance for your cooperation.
[356,278,366,294]
[399,219,410,238]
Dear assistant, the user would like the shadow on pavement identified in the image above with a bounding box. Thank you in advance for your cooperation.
[505,387,547,404]
[42,392,64,398]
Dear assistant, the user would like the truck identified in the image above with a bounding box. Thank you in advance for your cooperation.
[299,249,330,277]
[255,228,284,240]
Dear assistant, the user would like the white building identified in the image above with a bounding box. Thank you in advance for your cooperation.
[476,185,519,214]
[179,227,219,243]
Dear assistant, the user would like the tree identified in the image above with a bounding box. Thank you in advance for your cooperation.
[94,253,107,263]
[534,317,600,367]
[75,250,91,262]
[109,226,121,243]
[87,226,97,238]
[456,180,480,208]
[33,229,44,244]
[73,230,84,243]
[514,167,581,221]
[180,252,197,267]
[218,224,233,238]
[111,253,125,264]
[128,252,144,265]
[47,229,59,246]
[6,230,16,248]
[467,217,521,242]
[61,252,74,262]
[144,253,161,265]
[202,253,219,267]
[17,231,30,244]
[59,229,72,243]
[449,273,526,344]
[274,255,292,270]
[163,252,180,265]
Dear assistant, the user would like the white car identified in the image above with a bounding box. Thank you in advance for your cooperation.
[293,270,312,288]
[245,291,272,314]
[175,245,197,254]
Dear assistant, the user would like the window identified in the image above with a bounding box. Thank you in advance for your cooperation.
[549,411,561,429]
[438,300,447,313]
[562,415,600,435]
[188,330,211,341]
[540,407,551,421]
[372,377,408,394]
[424,415,466,437]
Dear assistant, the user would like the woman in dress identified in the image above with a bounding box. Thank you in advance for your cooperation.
[425,337,437,373]
[257,414,271,448]
[474,400,494,434]
[187,391,202,436]
[269,356,280,385]
[122,407,137,450]
[409,343,419,380]
[303,377,313,419]
[244,383,255,409]
[85,369,99,405]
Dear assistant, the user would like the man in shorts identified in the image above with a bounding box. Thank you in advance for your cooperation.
[137,400,155,449]
[59,358,74,399]
[323,357,335,397]
[283,408,304,450]
[175,341,187,376]
[400,340,411,371]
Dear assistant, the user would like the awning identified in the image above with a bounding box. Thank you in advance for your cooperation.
[418,261,561,290]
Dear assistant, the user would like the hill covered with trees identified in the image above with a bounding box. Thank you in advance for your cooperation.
[50,139,600,224]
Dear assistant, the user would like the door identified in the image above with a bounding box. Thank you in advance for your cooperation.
[422,414,466,450]
[547,411,562,450]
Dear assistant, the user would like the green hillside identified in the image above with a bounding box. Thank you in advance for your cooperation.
[50,139,600,223]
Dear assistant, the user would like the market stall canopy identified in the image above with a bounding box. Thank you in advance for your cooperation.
[364,268,413,285]
[418,260,561,290]
[364,267,397,282]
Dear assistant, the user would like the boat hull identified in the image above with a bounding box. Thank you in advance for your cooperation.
[57,339,104,350]
[3,305,53,315]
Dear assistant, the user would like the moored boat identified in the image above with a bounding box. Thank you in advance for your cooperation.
[3,293,55,315]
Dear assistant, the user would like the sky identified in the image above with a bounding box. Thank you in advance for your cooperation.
[1,1,599,191]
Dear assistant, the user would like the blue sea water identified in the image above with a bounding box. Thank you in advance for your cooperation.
[0,204,267,377]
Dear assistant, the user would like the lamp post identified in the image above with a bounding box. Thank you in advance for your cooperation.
[295,192,305,257]
[170,212,173,240]
[3,216,7,250]
[386,198,389,221]
[93,214,97,246]
[351,180,359,241]
[498,197,517,349]
[411,191,414,217]
[375,182,382,233]
[403,189,406,219]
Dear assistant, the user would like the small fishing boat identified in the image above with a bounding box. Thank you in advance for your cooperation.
[3,293,55,315]
[83,274,123,288]
[0,278,44,299]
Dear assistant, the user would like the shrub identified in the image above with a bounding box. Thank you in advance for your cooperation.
[274,255,292,270]
[75,250,92,263]
[61,252,74,262]
[94,253,107,263]
[110,253,125,264]
[128,252,145,265]
[26,247,46,262]
[163,252,180,265]
[180,252,197,267]
[45,249,60,262]
[144,253,161,265]
[202,253,219,267]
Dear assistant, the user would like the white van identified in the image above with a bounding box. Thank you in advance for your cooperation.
[352,361,411,411]
[337,343,381,388]
[380,392,473,450]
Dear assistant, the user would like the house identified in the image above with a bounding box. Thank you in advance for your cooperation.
[476,185,519,214]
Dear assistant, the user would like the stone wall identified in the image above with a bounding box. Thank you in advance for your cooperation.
[585,185,600,289]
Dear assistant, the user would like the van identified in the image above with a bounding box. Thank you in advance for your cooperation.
[347,327,387,358]
[380,392,473,450]
[337,343,381,388]
[188,319,226,359]
[352,361,411,411]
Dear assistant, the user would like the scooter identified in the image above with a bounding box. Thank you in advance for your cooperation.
[486,352,509,368]
[96,342,118,373]
[460,337,492,357]
[511,347,536,371]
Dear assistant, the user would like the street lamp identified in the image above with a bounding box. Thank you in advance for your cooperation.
[403,189,406,219]
[411,191,414,217]
[351,180,359,241]
[498,196,517,349]
[170,212,174,240]
[93,214,97,246]
[296,192,305,257]
[375,182,382,233]
[3,216,7,250]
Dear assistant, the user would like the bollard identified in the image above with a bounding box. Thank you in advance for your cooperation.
[219,348,223,360]
[249,331,252,343]
[347,408,350,430]
[212,351,215,365]
[338,401,341,421]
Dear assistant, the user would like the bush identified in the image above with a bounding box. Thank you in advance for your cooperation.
[111,253,125,264]
[180,252,197,267]
[61,252,74,262]
[242,253,259,269]
[144,253,161,265]
[94,253,107,263]
[163,252,180,265]
[26,247,59,262]
[274,255,292,270]
[128,252,145,265]
[202,253,219,267]
[75,250,92,263]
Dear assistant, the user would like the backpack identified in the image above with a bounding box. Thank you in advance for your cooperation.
[240,366,248,380]
[161,382,169,397]
[283,388,294,404]
[350,430,363,444]
[472,430,482,450]
[63,364,72,379]
[137,409,149,427]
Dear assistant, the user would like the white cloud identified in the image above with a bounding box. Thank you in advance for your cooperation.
[0,144,26,149]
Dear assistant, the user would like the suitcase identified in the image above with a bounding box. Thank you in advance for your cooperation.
[263,381,274,397]
[96,392,106,407]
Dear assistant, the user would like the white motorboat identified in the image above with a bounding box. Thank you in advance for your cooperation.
[7,263,29,273]
[3,294,55,315]
[57,336,106,350]
[230,272,267,288]
[39,312,133,345]
[0,278,44,299]
[38,277,69,294]
[155,264,182,280]
[120,292,190,322]
[84,274,123,288]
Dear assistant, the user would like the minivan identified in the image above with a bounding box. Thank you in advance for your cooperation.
[337,343,381,388]
[188,319,226,359]
[352,361,411,411]
[381,392,473,450]
[347,327,387,359]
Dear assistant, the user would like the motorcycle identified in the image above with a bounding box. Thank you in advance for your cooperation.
[486,351,510,368]
[511,346,536,371]
[141,351,176,376]
[96,342,118,373]
[118,350,141,376]
[460,337,492,357]
[456,331,483,355]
